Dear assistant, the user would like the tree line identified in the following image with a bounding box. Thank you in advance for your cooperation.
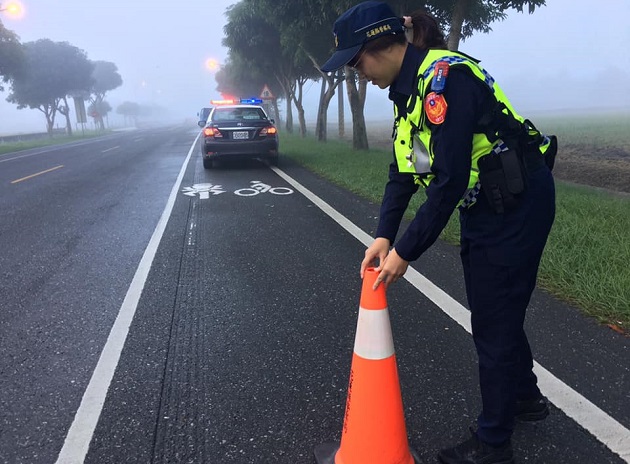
[215,0,545,150]
[0,20,150,137]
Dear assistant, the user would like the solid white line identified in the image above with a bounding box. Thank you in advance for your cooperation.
[271,166,630,463]
[55,132,200,464]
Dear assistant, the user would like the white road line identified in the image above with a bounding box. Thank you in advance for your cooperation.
[101,146,119,153]
[55,133,200,464]
[271,166,630,463]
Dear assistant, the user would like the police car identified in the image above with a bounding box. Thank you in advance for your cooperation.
[198,99,279,169]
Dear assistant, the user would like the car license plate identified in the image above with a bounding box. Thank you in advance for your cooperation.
[233,131,249,140]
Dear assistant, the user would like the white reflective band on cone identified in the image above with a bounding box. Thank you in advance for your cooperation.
[353,307,395,360]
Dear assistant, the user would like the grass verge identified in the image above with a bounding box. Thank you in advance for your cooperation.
[279,132,630,331]
[0,131,109,155]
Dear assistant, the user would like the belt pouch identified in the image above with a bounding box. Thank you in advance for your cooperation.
[478,149,524,214]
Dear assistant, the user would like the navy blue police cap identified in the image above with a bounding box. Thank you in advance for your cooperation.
[320,1,404,72]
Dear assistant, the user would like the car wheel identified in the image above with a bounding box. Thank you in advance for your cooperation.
[203,157,214,169]
[269,156,279,166]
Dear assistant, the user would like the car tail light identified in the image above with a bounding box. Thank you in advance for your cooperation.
[260,126,277,136]
[203,127,223,138]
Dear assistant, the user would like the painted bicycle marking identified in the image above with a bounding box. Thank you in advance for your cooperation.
[233,180,293,197]
[182,181,293,199]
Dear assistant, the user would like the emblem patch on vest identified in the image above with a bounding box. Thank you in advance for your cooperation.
[425,92,448,125]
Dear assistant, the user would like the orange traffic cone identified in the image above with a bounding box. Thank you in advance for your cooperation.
[314,268,419,464]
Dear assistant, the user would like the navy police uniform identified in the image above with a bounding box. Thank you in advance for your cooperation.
[377,43,556,446]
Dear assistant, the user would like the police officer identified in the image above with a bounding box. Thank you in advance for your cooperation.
[321,2,556,464]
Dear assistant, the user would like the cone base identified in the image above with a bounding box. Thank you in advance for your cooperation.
[314,442,421,464]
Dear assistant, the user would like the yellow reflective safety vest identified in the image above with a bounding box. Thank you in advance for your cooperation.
[393,49,551,206]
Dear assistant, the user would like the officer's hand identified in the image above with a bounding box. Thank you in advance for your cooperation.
[361,237,390,278]
[373,248,408,290]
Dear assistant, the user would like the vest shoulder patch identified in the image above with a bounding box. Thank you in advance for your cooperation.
[424,92,448,125]
[431,61,450,93]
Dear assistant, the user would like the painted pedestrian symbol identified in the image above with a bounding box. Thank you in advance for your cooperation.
[234,180,293,196]
[182,183,227,199]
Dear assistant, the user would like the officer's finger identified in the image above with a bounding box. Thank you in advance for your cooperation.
[373,273,387,290]
[360,256,373,278]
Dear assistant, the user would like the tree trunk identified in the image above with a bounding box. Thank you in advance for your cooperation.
[272,99,280,126]
[337,69,345,139]
[277,76,294,134]
[447,0,470,51]
[315,73,341,142]
[41,104,57,138]
[285,98,293,133]
[291,77,308,137]
[345,67,369,150]
[316,78,326,139]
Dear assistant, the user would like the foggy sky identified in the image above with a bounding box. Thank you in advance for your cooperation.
[1,0,628,134]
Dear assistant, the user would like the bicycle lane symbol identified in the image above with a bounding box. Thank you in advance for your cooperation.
[234,180,294,197]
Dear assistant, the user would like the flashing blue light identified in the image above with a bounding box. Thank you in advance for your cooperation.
[240,98,263,104]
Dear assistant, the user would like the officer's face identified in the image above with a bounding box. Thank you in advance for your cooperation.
[350,46,403,89]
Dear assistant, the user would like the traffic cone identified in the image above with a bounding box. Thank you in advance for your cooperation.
[314,268,419,464]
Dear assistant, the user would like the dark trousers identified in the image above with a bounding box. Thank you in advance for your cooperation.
[459,165,555,446]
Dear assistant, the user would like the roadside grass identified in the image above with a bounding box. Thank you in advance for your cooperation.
[279,132,630,330]
[0,131,108,156]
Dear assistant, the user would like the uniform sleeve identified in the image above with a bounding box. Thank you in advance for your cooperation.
[374,161,419,243]
[393,67,489,262]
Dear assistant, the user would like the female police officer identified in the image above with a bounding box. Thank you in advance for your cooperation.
[320,2,556,464]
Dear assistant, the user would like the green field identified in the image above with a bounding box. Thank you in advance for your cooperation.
[279,130,630,331]
[533,112,630,153]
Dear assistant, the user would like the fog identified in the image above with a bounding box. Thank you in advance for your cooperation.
[0,0,628,135]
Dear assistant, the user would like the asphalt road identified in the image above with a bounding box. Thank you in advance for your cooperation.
[0,126,628,464]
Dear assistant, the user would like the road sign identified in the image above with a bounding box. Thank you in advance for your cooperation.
[260,84,274,100]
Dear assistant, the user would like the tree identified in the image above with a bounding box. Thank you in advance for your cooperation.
[250,0,350,143]
[89,60,122,130]
[0,20,24,92]
[7,39,94,137]
[215,53,283,102]
[116,101,140,126]
[215,54,283,123]
[88,100,112,127]
[421,0,546,50]
[219,0,547,147]
[223,0,318,136]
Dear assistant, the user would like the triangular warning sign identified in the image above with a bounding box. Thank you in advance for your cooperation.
[260,84,274,99]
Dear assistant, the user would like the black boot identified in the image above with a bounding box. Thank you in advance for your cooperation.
[515,396,549,422]
[438,428,514,464]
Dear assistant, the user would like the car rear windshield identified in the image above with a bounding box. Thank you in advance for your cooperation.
[212,107,267,122]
